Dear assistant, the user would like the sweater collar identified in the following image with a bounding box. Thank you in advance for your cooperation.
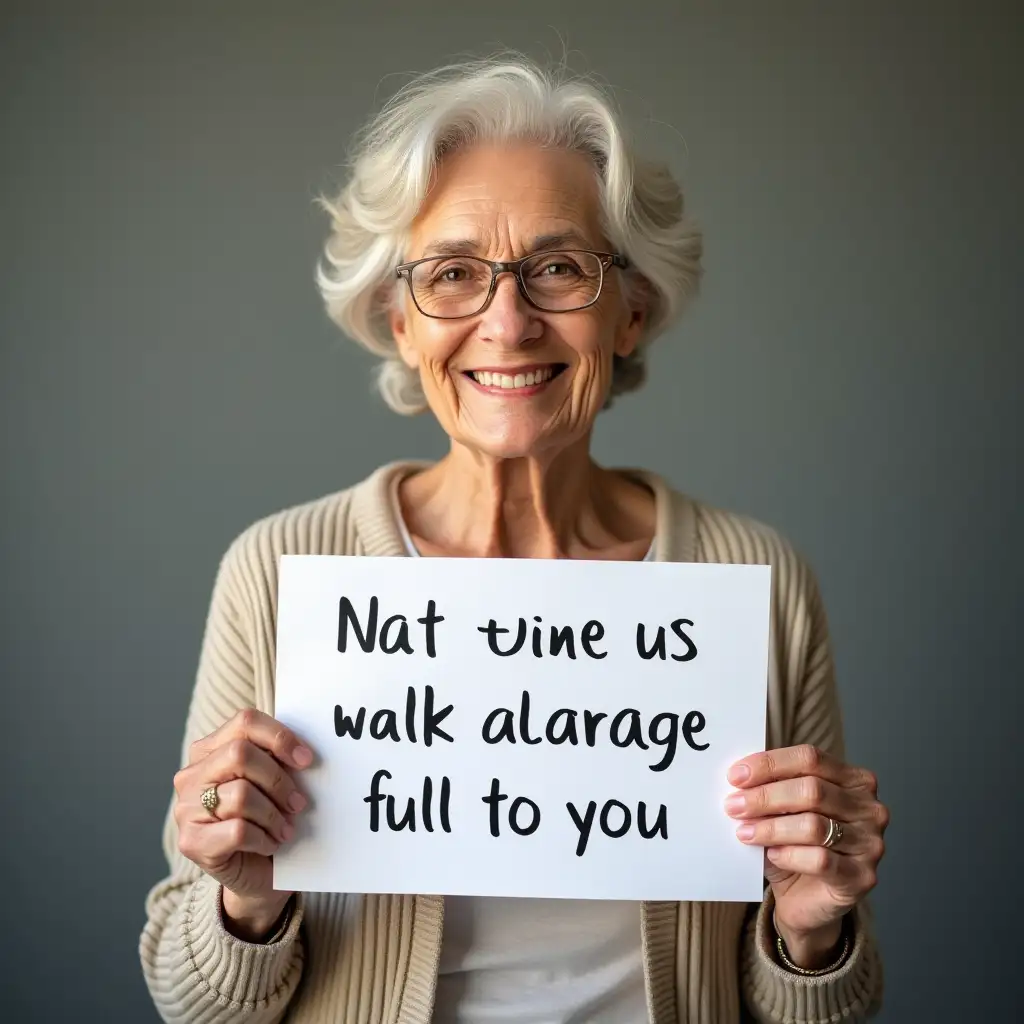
[349,460,697,563]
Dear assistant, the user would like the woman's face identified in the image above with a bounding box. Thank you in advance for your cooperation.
[389,143,644,460]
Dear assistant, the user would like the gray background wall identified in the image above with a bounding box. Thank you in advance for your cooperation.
[1,2,1019,1021]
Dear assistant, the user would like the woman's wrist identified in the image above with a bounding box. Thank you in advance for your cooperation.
[773,913,846,971]
[221,888,294,943]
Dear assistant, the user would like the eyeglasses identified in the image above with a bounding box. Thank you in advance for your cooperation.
[395,249,628,319]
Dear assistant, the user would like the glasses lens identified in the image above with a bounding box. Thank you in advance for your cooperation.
[521,250,602,311]
[408,257,492,318]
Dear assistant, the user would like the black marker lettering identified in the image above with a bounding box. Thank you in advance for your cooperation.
[599,799,631,838]
[580,620,607,659]
[338,596,378,653]
[422,775,434,832]
[635,622,666,660]
[648,711,680,771]
[545,708,579,745]
[583,710,607,746]
[386,793,416,832]
[416,600,444,658]
[335,705,366,739]
[422,685,454,746]
[518,690,542,745]
[482,707,516,744]
[482,777,508,837]
[363,769,390,831]
[566,800,597,857]
[670,618,697,661]
[364,771,450,834]
[682,710,710,750]
[610,709,649,750]
[477,618,526,656]
[404,686,416,744]
[380,614,413,655]
[549,625,576,658]
[369,708,400,742]
[509,796,541,836]
[638,801,668,840]
[440,776,452,833]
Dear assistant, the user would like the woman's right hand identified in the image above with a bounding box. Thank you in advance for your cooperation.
[173,709,314,939]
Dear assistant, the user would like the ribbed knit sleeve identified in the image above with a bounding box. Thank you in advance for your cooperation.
[739,555,883,1023]
[139,539,306,1024]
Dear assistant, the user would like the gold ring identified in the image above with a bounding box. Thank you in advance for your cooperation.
[200,785,220,817]
[822,817,843,849]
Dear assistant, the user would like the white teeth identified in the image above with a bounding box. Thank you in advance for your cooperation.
[471,367,555,389]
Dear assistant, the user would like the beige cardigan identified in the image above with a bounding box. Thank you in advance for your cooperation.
[140,462,883,1023]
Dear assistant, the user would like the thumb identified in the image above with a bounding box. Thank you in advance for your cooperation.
[762,850,796,887]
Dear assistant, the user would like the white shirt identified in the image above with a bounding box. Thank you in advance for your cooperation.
[393,483,651,1023]
[434,897,647,1024]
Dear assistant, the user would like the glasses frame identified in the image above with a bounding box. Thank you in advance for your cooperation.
[394,249,629,320]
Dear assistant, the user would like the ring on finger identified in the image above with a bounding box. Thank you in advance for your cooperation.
[822,816,844,849]
[200,784,220,818]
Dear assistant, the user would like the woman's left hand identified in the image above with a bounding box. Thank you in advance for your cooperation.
[725,744,889,968]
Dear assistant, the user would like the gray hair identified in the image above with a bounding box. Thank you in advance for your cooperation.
[316,55,703,415]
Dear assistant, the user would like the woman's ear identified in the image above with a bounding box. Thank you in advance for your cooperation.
[388,305,420,370]
[613,298,647,359]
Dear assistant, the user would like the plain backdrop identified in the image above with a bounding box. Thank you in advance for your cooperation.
[1,3,1020,1021]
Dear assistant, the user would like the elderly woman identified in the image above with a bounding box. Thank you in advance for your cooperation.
[141,57,886,1024]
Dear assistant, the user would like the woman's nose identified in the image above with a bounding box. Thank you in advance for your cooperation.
[476,273,541,346]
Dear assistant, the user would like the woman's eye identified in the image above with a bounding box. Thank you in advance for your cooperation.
[428,266,460,282]
[537,261,578,277]
[430,264,467,284]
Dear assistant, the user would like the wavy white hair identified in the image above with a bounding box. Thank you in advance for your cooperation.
[316,55,703,414]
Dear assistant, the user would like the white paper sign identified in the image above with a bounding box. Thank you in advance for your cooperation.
[274,556,770,902]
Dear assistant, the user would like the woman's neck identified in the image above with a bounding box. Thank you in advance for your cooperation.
[397,437,655,559]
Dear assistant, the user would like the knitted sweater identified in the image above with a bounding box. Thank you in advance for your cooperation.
[140,461,883,1024]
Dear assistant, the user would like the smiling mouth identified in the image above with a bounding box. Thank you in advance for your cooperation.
[463,364,567,391]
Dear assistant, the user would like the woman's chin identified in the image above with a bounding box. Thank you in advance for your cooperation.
[457,426,568,462]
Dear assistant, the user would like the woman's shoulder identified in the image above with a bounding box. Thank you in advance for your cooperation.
[692,497,807,570]
[650,474,822,610]
[215,461,420,586]
[673,493,829,659]
[640,469,812,573]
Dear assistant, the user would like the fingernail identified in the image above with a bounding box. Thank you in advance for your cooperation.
[281,822,294,842]
[728,763,751,784]
[293,745,313,767]
[289,791,307,813]
[725,793,746,815]
[736,824,756,841]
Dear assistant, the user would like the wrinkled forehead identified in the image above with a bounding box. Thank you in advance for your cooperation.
[406,143,608,259]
